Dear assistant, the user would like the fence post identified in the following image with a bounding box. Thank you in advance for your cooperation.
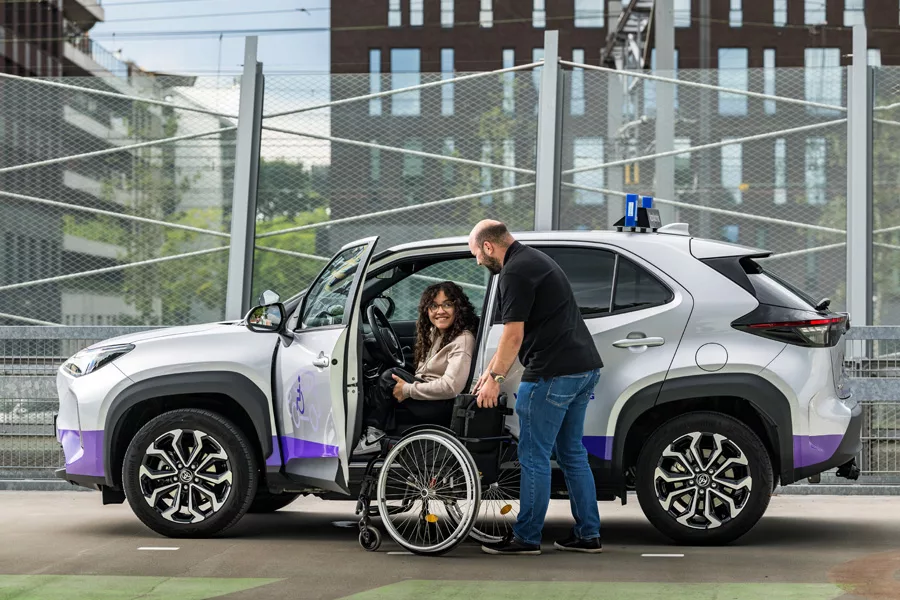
[846,23,872,340]
[654,0,676,224]
[225,36,265,320]
[534,30,562,231]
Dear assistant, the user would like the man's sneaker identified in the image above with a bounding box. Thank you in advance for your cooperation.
[481,535,541,556]
[553,532,602,553]
[353,427,385,455]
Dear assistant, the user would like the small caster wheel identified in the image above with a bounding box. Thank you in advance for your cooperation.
[359,527,382,552]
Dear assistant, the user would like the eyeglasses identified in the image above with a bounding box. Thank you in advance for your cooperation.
[427,301,455,312]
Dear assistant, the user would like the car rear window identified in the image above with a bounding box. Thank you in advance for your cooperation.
[742,258,818,310]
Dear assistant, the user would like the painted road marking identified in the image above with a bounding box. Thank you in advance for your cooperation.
[642,553,685,558]
[387,552,413,556]
[138,547,180,551]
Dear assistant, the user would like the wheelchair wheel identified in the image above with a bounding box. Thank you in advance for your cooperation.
[467,439,521,544]
[376,429,481,556]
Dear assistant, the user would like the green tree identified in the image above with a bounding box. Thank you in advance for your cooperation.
[256,159,325,220]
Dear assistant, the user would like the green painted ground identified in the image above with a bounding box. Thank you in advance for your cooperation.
[0,575,282,600]
[341,581,851,600]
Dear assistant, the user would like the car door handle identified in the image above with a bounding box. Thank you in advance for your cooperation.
[312,352,330,368]
[613,336,665,348]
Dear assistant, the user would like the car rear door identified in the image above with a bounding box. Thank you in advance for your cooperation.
[476,242,693,460]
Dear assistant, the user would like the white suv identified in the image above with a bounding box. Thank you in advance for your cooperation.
[54,225,861,545]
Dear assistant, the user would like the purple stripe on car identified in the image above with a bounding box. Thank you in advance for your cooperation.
[58,429,104,477]
[267,436,340,466]
[793,434,843,468]
[581,435,613,460]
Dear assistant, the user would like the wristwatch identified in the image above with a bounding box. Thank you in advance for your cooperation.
[490,370,506,384]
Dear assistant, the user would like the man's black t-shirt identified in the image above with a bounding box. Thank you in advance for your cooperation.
[498,241,603,382]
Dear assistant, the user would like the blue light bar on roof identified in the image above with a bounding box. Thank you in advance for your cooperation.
[624,194,638,227]
[641,195,654,208]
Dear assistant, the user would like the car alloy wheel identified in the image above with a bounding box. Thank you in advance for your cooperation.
[139,428,233,524]
[653,431,752,530]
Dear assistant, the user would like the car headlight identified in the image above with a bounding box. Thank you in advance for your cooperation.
[62,344,134,377]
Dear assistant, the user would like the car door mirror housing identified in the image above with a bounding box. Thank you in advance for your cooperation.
[245,303,286,333]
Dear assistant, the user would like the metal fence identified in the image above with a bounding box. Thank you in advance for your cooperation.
[1,325,898,486]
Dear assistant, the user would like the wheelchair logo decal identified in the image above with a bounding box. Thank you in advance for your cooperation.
[288,373,320,433]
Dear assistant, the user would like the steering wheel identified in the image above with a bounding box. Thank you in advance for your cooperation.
[367,304,405,369]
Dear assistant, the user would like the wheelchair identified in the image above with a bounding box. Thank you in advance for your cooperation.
[354,393,520,555]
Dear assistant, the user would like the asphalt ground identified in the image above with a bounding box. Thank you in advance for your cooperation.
[1,492,899,600]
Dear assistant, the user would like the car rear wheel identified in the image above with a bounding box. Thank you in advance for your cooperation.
[635,411,773,545]
[122,408,257,538]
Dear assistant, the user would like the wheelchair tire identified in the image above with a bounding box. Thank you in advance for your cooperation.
[375,428,481,556]
[466,438,520,544]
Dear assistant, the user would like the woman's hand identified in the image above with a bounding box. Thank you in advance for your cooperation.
[391,374,406,402]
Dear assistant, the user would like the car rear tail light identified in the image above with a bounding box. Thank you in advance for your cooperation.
[734,314,848,348]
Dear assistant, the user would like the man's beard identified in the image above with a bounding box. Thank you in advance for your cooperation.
[483,256,502,275]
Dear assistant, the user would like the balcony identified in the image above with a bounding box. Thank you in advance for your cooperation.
[62,0,105,30]
[63,169,134,206]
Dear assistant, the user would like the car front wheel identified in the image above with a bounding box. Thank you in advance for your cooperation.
[122,408,258,538]
[635,411,773,545]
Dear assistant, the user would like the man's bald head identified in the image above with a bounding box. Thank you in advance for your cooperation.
[469,220,514,249]
[469,220,515,275]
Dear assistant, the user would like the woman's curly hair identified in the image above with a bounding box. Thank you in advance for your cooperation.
[414,281,479,367]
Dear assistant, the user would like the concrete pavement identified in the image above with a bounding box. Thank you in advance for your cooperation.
[0,492,899,599]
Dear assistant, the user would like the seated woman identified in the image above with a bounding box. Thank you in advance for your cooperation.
[354,281,478,454]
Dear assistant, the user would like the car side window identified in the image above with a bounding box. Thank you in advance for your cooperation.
[613,256,673,312]
[541,247,616,318]
[299,245,368,328]
[386,258,489,321]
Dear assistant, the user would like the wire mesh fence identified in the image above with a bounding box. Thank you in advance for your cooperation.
[559,64,848,313]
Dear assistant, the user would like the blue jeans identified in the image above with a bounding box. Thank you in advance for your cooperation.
[512,369,602,546]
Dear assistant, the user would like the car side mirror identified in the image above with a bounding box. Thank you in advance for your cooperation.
[245,303,286,333]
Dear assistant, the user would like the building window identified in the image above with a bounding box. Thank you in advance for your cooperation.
[480,0,493,27]
[844,0,864,26]
[571,49,585,115]
[502,139,516,203]
[534,0,546,27]
[369,49,382,116]
[645,49,679,117]
[441,0,454,27]
[391,48,421,116]
[718,48,748,116]
[575,0,604,27]
[410,0,423,26]
[721,139,743,204]
[573,138,605,205]
[806,137,827,205]
[388,0,401,27]
[674,0,691,27]
[774,138,786,205]
[804,48,842,115]
[764,49,776,114]
[868,48,881,66]
[402,139,424,205]
[722,225,740,244]
[730,0,742,26]
[774,0,787,25]
[442,139,455,182]
[805,0,826,24]
[441,48,454,115]
[481,141,493,204]
[503,49,515,114]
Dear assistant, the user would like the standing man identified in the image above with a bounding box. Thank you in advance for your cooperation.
[469,220,603,556]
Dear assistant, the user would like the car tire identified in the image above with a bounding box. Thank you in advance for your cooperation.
[122,408,258,538]
[247,489,301,513]
[635,411,773,545]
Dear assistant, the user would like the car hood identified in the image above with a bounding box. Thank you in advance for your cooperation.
[87,322,242,349]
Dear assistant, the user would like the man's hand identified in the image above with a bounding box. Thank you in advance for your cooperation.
[473,369,491,394]
[476,377,500,408]
[391,374,406,402]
